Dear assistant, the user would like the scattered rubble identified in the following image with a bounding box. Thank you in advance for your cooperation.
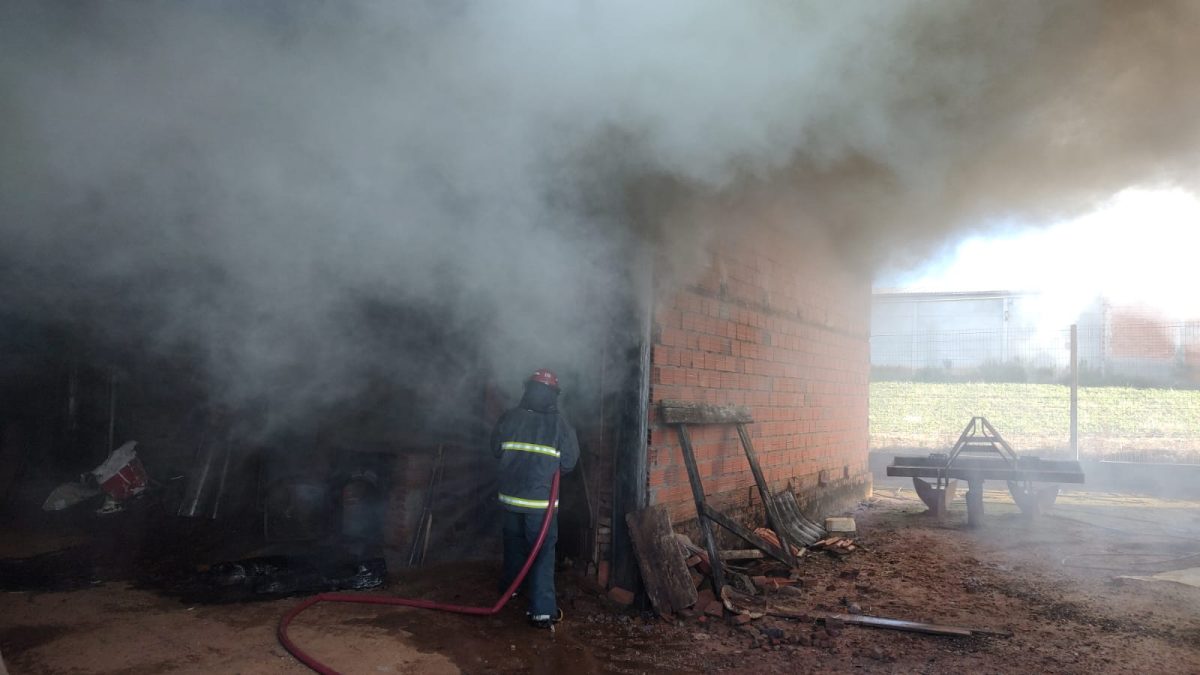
[811,536,860,555]
[190,553,386,601]
[606,586,635,606]
[626,506,1016,662]
[7,488,1199,673]
[41,441,148,515]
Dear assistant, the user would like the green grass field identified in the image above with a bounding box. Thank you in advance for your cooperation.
[870,381,1200,459]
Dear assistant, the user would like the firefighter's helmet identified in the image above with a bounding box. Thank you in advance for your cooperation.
[528,368,559,390]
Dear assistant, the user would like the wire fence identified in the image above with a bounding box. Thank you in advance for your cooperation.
[870,315,1200,463]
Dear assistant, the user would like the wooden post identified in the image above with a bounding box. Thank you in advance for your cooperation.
[624,505,698,616]
[610,256,653,594]
[735,424,796,566]
[675,424,726,595]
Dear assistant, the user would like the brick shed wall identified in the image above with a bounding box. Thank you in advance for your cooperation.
[646,223,871,529]
[1108,309,1176,360]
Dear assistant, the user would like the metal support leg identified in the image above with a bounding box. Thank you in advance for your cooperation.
[914,477,957,519]
[966,479,985,528]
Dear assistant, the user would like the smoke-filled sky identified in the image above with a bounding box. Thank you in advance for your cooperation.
[884,189,1200,324]
[2,1,1199,425]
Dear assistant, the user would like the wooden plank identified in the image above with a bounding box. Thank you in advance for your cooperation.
[719,549,764,560]
[624,505,698,617]
[675,424,726,594]
[702,503,793,564]
[610,288,652,594]
[735,423,795,566]
[660,400,753,425]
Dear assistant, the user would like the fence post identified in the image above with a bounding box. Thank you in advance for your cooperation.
[1070,324,1079,461]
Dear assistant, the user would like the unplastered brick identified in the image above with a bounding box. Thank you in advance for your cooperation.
[647,225,869,515]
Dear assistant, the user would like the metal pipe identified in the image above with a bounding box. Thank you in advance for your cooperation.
[66,364,79,432]
[178,425,216,518]
[209,440,233,519]
[107,371,118,454]
[1070,324,1079,461]
[966,479,984,528]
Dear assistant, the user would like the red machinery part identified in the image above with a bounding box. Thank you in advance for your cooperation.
[278,472,561,675]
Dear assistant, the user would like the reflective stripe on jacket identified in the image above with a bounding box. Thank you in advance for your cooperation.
[498,493,561,509]
[501,442,561,458]
[491,407,578,514]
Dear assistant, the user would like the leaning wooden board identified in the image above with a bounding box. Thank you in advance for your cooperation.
[625,504,698,617]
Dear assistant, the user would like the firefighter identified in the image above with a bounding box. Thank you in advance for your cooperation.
[491,368,579,629]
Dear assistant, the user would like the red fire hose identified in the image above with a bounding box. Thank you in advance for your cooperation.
[277,472,561,675]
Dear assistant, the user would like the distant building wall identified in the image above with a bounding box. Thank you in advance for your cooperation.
[1102,307,1200,385]
[871,291,1067,374]
[871,292,1200,386]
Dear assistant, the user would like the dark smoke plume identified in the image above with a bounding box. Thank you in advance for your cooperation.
[2,1,1198,428]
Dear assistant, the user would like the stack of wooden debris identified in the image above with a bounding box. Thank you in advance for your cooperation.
[618,503,1006,639]
[626,503,860,617]
[753,527,805,558]
[809,536,859,555]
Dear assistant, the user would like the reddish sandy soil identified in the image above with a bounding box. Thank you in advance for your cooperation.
[3,483,1200,674]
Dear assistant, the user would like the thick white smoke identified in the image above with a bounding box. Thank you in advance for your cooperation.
[2,1,1198,427]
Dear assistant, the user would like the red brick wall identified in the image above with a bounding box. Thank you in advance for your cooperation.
[646,223,871,524]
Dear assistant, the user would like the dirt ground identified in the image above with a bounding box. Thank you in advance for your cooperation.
[4,482,1200,674]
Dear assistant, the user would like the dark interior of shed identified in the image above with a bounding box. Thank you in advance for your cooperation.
[0,277,647,602]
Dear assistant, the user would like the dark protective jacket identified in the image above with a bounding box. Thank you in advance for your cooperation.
[491,381,579,513]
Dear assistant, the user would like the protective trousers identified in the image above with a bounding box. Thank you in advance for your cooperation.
[501,509,558,618]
